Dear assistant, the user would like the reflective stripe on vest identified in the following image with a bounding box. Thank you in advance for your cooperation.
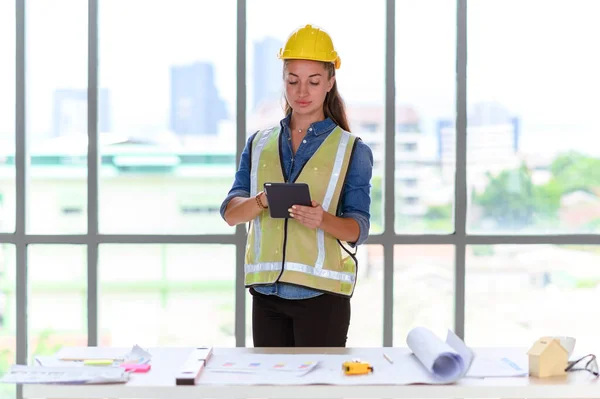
[249,127,274,259]
[316,131,350,270]
[245,125,357,296]
[245,262,355,283]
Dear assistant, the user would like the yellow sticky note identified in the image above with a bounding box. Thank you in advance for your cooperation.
[83,359,113,366]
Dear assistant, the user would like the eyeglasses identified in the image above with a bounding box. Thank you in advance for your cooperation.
[565,354,599,377]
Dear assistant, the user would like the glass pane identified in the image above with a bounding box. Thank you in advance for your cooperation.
[0,0,15,234]
[98,1,236,234]
[466,245,600,349]
[247,0,385,233]
[26,0,88,234]
[29,245,87,364]
[393,245,454,345]
[348,245,383,346]
[467,1,600,234]
[395,1,456,234]
[244,245,382,347]
[99,245,235,346]
[0,245,15,399]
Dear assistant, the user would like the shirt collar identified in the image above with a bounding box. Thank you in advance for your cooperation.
[280,113,337,137]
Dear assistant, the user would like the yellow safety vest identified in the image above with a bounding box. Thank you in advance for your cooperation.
[245,125,359,297]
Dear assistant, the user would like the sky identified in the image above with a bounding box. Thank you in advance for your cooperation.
[0,0,599,154]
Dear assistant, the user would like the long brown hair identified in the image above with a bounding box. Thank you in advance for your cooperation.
[283,61,351,132]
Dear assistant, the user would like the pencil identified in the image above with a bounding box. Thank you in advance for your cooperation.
[383,353,394,364]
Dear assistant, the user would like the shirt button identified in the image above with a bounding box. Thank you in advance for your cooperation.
[308,128,313,131]
[303,139,307,143]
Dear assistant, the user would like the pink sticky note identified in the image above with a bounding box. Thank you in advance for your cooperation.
[120,363,151,373]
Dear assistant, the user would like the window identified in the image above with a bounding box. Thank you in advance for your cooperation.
[467,0,600,234]
[395,0,456,234]
[179,206,218,215]
[397,123,419,133]
[466,245,600,349]
[399,178,418,188]
[4,0,598,356]
[98,0,236,234]
[403,197,419,206]
[0,244,15,399]
[346,245,383,346]
[99,245,235,346]
[361,123,379,133]
[0,0,15,234]
[61,207,84,215]
[29,245,87,363]
[394,245,453,345]
[400,142,417,152]
[26,0,88,234]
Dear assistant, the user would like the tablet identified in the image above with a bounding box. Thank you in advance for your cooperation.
[263,182,312,219]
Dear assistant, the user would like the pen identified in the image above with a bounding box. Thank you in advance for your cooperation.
[383,353,394,364]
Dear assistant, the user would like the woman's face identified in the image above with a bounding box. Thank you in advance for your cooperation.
[284,60,334,118]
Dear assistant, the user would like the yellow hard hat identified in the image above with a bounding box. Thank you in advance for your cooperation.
[277,24,341,69]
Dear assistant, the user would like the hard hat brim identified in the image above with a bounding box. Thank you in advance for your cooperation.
[277,53,341,69]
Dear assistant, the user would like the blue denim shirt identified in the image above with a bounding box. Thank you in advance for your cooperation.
[220,114,373,300]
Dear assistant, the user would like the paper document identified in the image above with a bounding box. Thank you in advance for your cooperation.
[206,354,320,376]
[467,356,528,377]
[0,365,129,384]
[407,327,474,383]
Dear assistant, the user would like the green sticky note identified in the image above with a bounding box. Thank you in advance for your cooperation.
[83,359,113,366]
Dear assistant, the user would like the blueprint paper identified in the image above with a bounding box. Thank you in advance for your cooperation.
[467,355,528,377]
[200,327,482,386]
[406,327,474,383]
[206,354,320,376]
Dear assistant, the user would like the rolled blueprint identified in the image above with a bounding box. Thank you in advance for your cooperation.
[406,327,474,383]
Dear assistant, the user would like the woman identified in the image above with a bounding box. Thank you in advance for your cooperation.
[220,24,373,347]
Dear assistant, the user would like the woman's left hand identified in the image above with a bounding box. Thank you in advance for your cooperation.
[289,200,324,229]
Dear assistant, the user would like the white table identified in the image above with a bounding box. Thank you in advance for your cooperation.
[22,347,600,399]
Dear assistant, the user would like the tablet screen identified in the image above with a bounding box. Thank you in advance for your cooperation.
[264,182,312,218]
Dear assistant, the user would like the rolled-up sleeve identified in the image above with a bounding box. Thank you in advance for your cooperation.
[339,139,373,247]
[219,133,257,221]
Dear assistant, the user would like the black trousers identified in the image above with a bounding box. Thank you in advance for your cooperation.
[251,288,351,347]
